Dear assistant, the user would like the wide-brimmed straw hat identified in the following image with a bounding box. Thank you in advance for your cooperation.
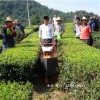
[5,16,13,22]
[82,16,88,20]
[56,17,62,21]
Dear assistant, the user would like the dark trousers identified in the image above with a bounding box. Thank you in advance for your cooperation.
[81,39,90,45]
[42,39,52,46]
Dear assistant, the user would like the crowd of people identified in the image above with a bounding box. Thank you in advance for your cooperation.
[74,15,100,46]
[0,16,25,51]
[39,14,64,47]
[0,14,99,52]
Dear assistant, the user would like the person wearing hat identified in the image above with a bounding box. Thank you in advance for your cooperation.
[39,16,54,46]
[15,20,25,40]
[80,16,92,45]
[2,16,16,50]
[14,20,25,43]
[88,17,96,32]
[54,17,64,39]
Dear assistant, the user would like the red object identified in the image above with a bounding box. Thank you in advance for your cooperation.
[5,25,15,36]
[42,42,56,56]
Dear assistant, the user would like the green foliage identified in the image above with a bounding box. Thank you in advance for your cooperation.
[24,25,39,36]
[0,1,95,24]
[0,81,32,100]
[0,32,40,81]
[58,23,100,99]
[92,32,100,49]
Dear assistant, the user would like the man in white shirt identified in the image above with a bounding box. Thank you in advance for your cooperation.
[52,14,57,26]
[74,17,81,39]
[39,16,54,46]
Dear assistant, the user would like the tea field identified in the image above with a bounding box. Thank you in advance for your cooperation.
[0,23,100,100]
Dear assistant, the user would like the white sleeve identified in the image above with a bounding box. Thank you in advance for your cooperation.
[39,25,42,38]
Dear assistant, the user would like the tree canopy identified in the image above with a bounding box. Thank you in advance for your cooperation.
[0,0,95,25]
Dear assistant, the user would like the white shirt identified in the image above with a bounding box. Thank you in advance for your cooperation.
[39,24,54,39]
[53,17,57,25]
[74,24,81,37]
[54,24,64,34]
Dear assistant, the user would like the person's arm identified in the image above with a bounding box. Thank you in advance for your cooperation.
[79,26,81,33]
[51,25,54,41]
[61,24,65,34]
[39,26,42,46]
[2,27,10,40]
[88,25,92,37]
[11,27,16,37]
[52,18,54,25]
[74,25,76,33]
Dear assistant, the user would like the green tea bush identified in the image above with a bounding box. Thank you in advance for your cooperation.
[25,26,39,37]
[0,32,40,81]
[92,32,100,49]
[0,81,33,100]
[58,23,100,100]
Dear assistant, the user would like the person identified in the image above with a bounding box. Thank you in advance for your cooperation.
[15,20,25,40]
[2,16,16,50]
[74,17,81,39]
[39,16,54,46]
[52,14,57,26]
[73,14,78,24]
[94,15,99,31]
[13,21,23,43]
[88,17,96,32]
[49,17,52,24]
[80,16,92,46]
[54,17,64,39]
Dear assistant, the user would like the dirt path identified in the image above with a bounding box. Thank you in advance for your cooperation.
[32,76,75,100]
[32,45,75,100]
[32,90,72,100]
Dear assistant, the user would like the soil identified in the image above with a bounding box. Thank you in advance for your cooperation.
[32,76,75,100]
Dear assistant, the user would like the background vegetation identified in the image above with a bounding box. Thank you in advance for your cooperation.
[0,0,95,25]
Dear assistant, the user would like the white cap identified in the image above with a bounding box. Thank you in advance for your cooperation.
[82,16,88,20]
[56,17,62,21]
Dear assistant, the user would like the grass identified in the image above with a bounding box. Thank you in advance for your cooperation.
[58,23,100,100]
[0,81,33,100]
[0,23,100,100]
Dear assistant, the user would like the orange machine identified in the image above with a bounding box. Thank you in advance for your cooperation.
[39,42,59,84]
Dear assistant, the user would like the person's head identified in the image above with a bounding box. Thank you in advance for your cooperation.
[90,17,94,22]
[82,16,88,25]
[56,17,62,24]
[5,16,13,27]
[54,14,57,18]
[43,16,49,25]
[12,21,16,27]
[15,20,19,25]
[76,17,80,24]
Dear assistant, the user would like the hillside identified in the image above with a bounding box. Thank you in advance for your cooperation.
[0,0,95,25]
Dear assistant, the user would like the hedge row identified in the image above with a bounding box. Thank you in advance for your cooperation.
[0,32,40,81]
[0,81,32,100]
[92,32,100,49]
[58,23,100,100]
[0,26,34,52]
[24,25,39,37]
